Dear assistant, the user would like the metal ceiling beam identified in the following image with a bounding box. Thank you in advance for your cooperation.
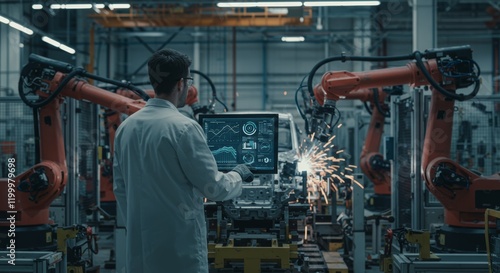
[89,6,313,28]
[128,26,185,79]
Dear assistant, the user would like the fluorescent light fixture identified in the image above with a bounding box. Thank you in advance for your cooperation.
[217,2,257,7]
[281,36,305,42]
[217,2,303,7]
[42,36,61,47]
[59,44,76,54]
[47,3,130,10]
[32,4,43,10]
[304,1,380,6]
[9,21,34,35]
[109,4,131,10]
[42,36,76,54]
[0,15,10,24]
[1,15,34,35]
[50,4,93,9]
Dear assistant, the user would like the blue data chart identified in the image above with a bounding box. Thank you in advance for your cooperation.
[212,146,238,164]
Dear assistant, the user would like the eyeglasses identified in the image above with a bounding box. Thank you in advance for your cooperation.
[184,77,194,87]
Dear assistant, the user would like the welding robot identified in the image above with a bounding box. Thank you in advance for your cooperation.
[0,54,221,273]
[313,84,402,212]
[307,45,500,252]
[0,55,147,273]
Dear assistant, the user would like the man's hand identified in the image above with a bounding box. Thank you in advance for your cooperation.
[231,164,254,182]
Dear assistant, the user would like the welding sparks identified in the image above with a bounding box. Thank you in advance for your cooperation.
[297,134,359,205]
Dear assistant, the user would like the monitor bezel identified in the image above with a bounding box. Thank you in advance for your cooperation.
[199,113,279,174]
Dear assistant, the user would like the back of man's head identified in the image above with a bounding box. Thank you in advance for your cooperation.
[147,49,192,96]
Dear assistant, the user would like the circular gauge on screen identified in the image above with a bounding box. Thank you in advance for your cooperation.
[260,142,271,152]
[242,121,257,136]
[242,153,255,164]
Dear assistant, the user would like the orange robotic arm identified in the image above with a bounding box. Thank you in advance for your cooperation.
[0,56,145,229]
[314,84,392,195]
[312,46,496,229]
[421,86,500,228]
[116,68,225,115]
[116,85,199,106]
[116,88,155,99]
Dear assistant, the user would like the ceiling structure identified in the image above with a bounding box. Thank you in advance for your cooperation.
[89,4,313,28]
[18,0,500,55]
[81,1,500,40]
[18,0,500,46]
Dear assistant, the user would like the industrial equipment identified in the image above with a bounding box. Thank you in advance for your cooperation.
[0,54,317,272]
[313,85,402,211]
[0,54,147,251]
[305,45,499,252]
[57,225,99,272]
[115,68,229,115]
[202,112,314,272]
[386,228,488,273]
[485,209,500,273]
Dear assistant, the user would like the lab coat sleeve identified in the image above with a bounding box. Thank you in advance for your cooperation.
[112,144,127,226]
[177,122,242,201]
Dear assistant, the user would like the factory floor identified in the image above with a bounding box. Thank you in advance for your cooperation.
[91,231,385,273]
[93,201,387,273]
[92,231,115,273]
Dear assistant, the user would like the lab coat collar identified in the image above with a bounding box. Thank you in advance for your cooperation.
[146,98,178,111]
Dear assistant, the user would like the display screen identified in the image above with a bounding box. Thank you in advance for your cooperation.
[199,113,279,174]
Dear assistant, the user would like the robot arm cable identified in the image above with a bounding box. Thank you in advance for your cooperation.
[414,51,481,101]
[190,69,229,112]
[19,54,151,109]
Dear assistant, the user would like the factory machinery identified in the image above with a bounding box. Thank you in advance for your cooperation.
[1,45,498,273]
[304,45,498,272]
[0,54,149,272]
[311,84,403,212]
[0,54,337,273]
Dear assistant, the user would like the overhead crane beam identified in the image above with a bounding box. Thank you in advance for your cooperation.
[89,6,313,27]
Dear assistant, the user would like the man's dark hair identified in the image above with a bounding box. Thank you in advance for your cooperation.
[147,49,192,96]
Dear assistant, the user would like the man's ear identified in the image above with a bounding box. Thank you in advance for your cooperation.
[176,80,183,91]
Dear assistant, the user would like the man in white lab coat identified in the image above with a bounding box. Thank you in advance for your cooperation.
[113,48,254,273]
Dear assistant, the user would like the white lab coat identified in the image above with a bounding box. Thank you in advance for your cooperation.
[113,98,242,273]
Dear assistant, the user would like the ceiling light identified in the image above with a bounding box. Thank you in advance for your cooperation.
[217,2,303,8]
[9,21,34,35]
[109,4,131,10]
[217,2,257,7]
[32,4,43,10]
[42,36,61,47]
[281,36,305,42]
[59,44,76,54]
[304,1,380,6]
[50,4,93,9]
[0,15,9,24]
[92,4,102,13]
[46,3,131,10]
[42,36,76,54]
